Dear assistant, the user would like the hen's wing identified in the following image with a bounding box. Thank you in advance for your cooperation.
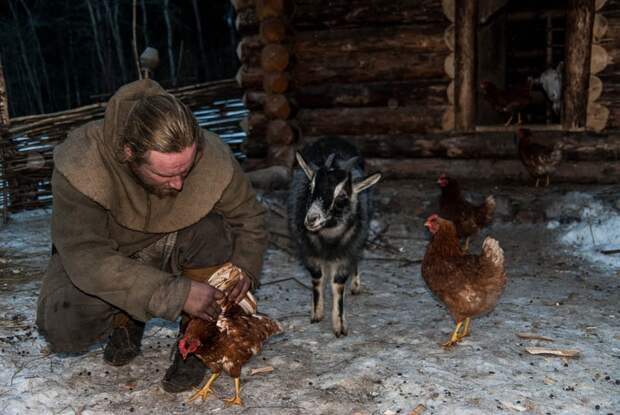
[423,238,505,320]
[520,141,562,176]
[210,305,282,375]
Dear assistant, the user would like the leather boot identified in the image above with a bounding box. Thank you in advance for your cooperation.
[161,343,206,393]
[103,313,145,366]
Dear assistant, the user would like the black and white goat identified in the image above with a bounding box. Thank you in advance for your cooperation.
[287,138,382,337]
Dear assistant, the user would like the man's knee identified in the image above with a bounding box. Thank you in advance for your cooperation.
[173,213,234,269]
[37,282,116,353]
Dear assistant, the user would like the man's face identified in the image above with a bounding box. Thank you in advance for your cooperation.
[129,143,198,198]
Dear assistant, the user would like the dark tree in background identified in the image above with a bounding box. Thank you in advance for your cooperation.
[0,0,240,117]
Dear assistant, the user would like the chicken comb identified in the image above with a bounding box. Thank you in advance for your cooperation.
[207,263,257,315]
[424,214,440,227]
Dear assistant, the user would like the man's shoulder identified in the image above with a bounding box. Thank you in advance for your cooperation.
[55,120,104,168]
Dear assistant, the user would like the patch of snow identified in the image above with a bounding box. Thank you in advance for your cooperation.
[558,200,620,270]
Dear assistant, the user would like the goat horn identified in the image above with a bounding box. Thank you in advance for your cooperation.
[325,153,336,168]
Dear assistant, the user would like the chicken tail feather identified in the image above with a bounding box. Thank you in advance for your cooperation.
[482,195,496,225]
[482,237,504,268]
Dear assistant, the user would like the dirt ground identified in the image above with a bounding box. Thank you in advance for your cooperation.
[0,179,618,415]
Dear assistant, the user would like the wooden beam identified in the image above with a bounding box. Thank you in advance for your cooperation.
[246,131,620,161]
[364,158,620,183]
[454,0,477,132]
[563,0,595,130]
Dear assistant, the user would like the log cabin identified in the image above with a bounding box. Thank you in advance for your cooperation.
[235,0,620,183]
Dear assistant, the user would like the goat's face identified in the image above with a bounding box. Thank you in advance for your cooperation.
[296,152,382,233]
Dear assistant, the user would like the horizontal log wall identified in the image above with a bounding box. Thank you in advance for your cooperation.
[597,0,620,129]
[246,130,620,161]
[236,0,620,183]
[289,1,451,141]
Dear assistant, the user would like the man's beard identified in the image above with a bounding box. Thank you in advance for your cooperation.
[142,183,180,199]
[128,162,180,199]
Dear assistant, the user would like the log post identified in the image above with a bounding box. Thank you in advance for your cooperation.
[563,0,595,131]
[254,0,296,170]
[0,59,10,223]
[454,0,477,132]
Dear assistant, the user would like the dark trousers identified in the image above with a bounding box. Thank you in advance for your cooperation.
[36,213,233,353]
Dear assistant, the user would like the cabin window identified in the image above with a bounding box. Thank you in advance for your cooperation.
[477,1,567,127]
[453,0,594,132]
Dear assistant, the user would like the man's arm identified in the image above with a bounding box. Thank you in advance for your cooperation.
[50,170,191,322]
[212,154,268,289]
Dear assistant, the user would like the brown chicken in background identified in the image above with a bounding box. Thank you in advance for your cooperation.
[515,128,562,187]
[437,174,496,251]
[480,80,532,126]
[178,263,282,406]
[421,215,506,347]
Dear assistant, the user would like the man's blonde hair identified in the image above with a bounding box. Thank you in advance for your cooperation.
[119,94,202,163]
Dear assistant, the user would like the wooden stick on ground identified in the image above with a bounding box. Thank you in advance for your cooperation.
[516,332,555,342]
[525,347,580,357]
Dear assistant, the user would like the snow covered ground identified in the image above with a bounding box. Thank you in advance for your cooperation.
[0,181,618,415]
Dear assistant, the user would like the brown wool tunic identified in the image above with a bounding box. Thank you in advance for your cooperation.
[39,79,268,324]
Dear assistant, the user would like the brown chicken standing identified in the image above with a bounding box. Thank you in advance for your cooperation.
[437,174,496,251]
[421,215,506,347]
[480,80,532,126]
[178,263,282,406]
[515,128,562,187]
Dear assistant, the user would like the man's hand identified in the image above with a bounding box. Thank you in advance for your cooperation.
[226,270,251,305]
[183,280,224,321]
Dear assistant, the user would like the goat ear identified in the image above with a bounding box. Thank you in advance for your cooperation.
[296,152,315,180]
[353,172,382,194]
[338,156,359,172]
[325,153,336,168]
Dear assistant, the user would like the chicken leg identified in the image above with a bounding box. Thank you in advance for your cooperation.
[442,321,464,348]
[188,372,220,402]
[459,317,471,339]
[463,237,471,252]
[223,377,243,406]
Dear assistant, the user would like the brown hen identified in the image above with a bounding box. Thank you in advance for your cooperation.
[421,215,506,347]
[480,80,532,126]
[515,128,562,187]
[179,263,282,406]
[437,174,496,251]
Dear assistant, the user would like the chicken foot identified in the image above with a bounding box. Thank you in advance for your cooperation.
[442,318,471,347]
[442,321,464,347]
[460,317,471,338]
[188,372,220,402]
[223,377,243,406]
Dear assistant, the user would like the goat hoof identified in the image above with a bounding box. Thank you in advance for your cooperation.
[332,327,348,337]
[310,317,323,323]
